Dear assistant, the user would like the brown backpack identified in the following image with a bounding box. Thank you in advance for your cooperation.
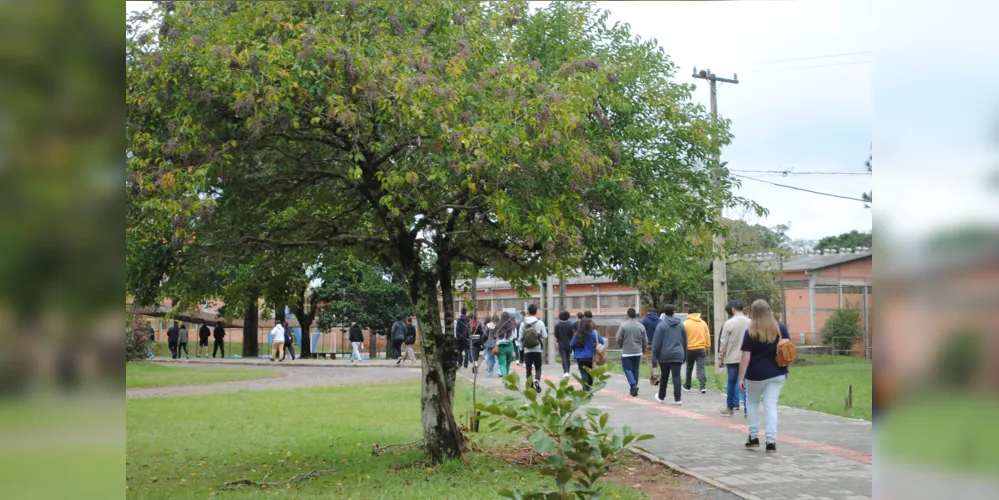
[592,332,607,366]
[776,338,798,368]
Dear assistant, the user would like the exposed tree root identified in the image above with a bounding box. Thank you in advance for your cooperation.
[220,467,338,490]
[371,439,423,456]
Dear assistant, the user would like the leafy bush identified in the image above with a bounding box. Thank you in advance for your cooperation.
[935,328,984,388]
[821,306,863,353]
[126,306,153,362]
[477,365,652,500]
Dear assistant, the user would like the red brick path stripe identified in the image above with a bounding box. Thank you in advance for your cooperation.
[506,364,873,465]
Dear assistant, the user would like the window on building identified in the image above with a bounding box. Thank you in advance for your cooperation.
[600,296,613,309]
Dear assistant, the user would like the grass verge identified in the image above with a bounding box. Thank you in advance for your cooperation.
[126,381,647,499]
[126,362,277,388]
[878,392,999,476]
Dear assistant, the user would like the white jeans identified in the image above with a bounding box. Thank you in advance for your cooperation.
[351,342,362,361]
[746,374,786,444]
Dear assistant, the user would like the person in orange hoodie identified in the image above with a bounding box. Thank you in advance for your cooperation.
[682,306,711,393]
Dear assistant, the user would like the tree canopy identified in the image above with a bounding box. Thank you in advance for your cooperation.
[815,230,872,252]
[126,0,754,462]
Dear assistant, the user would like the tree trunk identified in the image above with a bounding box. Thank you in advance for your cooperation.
[415,269,465,464]
[242,292,259,358]
[292,298,316,359]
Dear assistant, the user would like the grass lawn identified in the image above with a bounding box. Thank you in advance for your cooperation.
[126,381,646,499]
[709,354,872,421]
[878,392,999,476]
[605,351,871,420]
[126,362,277,388]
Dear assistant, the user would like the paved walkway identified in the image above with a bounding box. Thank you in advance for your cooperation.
[468,363,872,500]
[147,354,416,369]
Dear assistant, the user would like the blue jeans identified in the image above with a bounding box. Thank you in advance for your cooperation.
[621,355,642,388]
[726,364,740,409]
[746,374,786,444]
[484,344,497,375]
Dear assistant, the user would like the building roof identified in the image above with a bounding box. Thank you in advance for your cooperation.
[777,251,872,272]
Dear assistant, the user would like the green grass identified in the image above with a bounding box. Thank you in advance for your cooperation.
[879,392,999,476]
[709,354,872,420]
[126,362,277,388]
[126,381,644,499]
[607,352,871,420]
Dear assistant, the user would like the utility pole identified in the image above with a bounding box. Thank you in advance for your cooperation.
[692,67,739,363]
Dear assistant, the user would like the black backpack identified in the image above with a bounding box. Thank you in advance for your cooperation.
[392,321,406,341]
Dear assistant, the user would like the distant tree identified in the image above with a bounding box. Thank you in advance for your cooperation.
[821,306,863,353]
[815,230,872,252]
[314,257,413,357]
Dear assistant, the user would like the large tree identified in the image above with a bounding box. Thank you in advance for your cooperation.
[127,1,744,462]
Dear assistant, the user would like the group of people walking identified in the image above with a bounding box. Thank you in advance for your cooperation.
[458,297,792,453]
[268,320,299,362]
[164,320,226,359]
[639,299,792,453]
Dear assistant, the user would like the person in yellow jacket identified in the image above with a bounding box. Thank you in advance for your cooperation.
[682,307,711,393]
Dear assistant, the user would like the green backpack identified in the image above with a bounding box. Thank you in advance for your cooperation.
[521,320,541,349]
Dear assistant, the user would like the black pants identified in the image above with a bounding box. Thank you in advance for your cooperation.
[577,359,594,391]
[658,362,683,402]
[524,351,543,382]
[684,348,707,390]
[558,345,572,374]
[518,346,525,364]
[284,339,295,359]
[213,340,224,358]
[168,341,178,358]
[178,342,188,357]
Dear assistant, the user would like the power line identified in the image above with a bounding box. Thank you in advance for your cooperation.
[730,169,872,176]
[734,51,872,66]
[738,59,872,74]
[734,174,868,202]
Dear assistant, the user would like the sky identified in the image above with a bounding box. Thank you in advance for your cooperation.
[128,1,999,244]
[579,1,874,242]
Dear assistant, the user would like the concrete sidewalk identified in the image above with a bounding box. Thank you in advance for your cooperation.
[469,363,872,500]
[150,354,417,369]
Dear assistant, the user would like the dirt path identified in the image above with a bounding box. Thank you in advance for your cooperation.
[126,364,421,399]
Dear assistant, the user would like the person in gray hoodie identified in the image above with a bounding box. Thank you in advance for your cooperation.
[615,308,648,397]
[652,304,687,405]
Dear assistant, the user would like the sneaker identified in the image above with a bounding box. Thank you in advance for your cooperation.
[700,388,707,394]
[629,386,638,397]
[654,394,665,403]
[745,436,760,448]
[396,357,402,365]
[533,380,542,393]
[278,359,283,362]
[563,372,570,379]
[675,400,682,406]
[270,358,274,362]
[719,408,734,417]
[682,386,691,392]
[766,443,777,453]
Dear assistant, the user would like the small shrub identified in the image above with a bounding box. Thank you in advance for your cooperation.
[126,307,154,362]
[935,328,984,388]
[821,306,863,353]
[477,365,652,500]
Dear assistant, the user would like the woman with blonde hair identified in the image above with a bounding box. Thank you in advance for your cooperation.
[738,299,791,453]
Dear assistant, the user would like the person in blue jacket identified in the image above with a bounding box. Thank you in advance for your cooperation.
[571,317,605,391]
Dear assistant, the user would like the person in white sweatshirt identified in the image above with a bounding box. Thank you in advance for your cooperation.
[517,304,549,393]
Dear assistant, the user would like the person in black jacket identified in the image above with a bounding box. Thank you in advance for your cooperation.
[349,322,364,362]
[166,321,180,359]
[283,325,296,361]
[554,311,576,378]
[401,317,418,364]
[212,321,226,358]
[197,321,211,358]
[454,308,471,369]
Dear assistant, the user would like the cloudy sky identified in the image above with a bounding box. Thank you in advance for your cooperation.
[583,1,874,242]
